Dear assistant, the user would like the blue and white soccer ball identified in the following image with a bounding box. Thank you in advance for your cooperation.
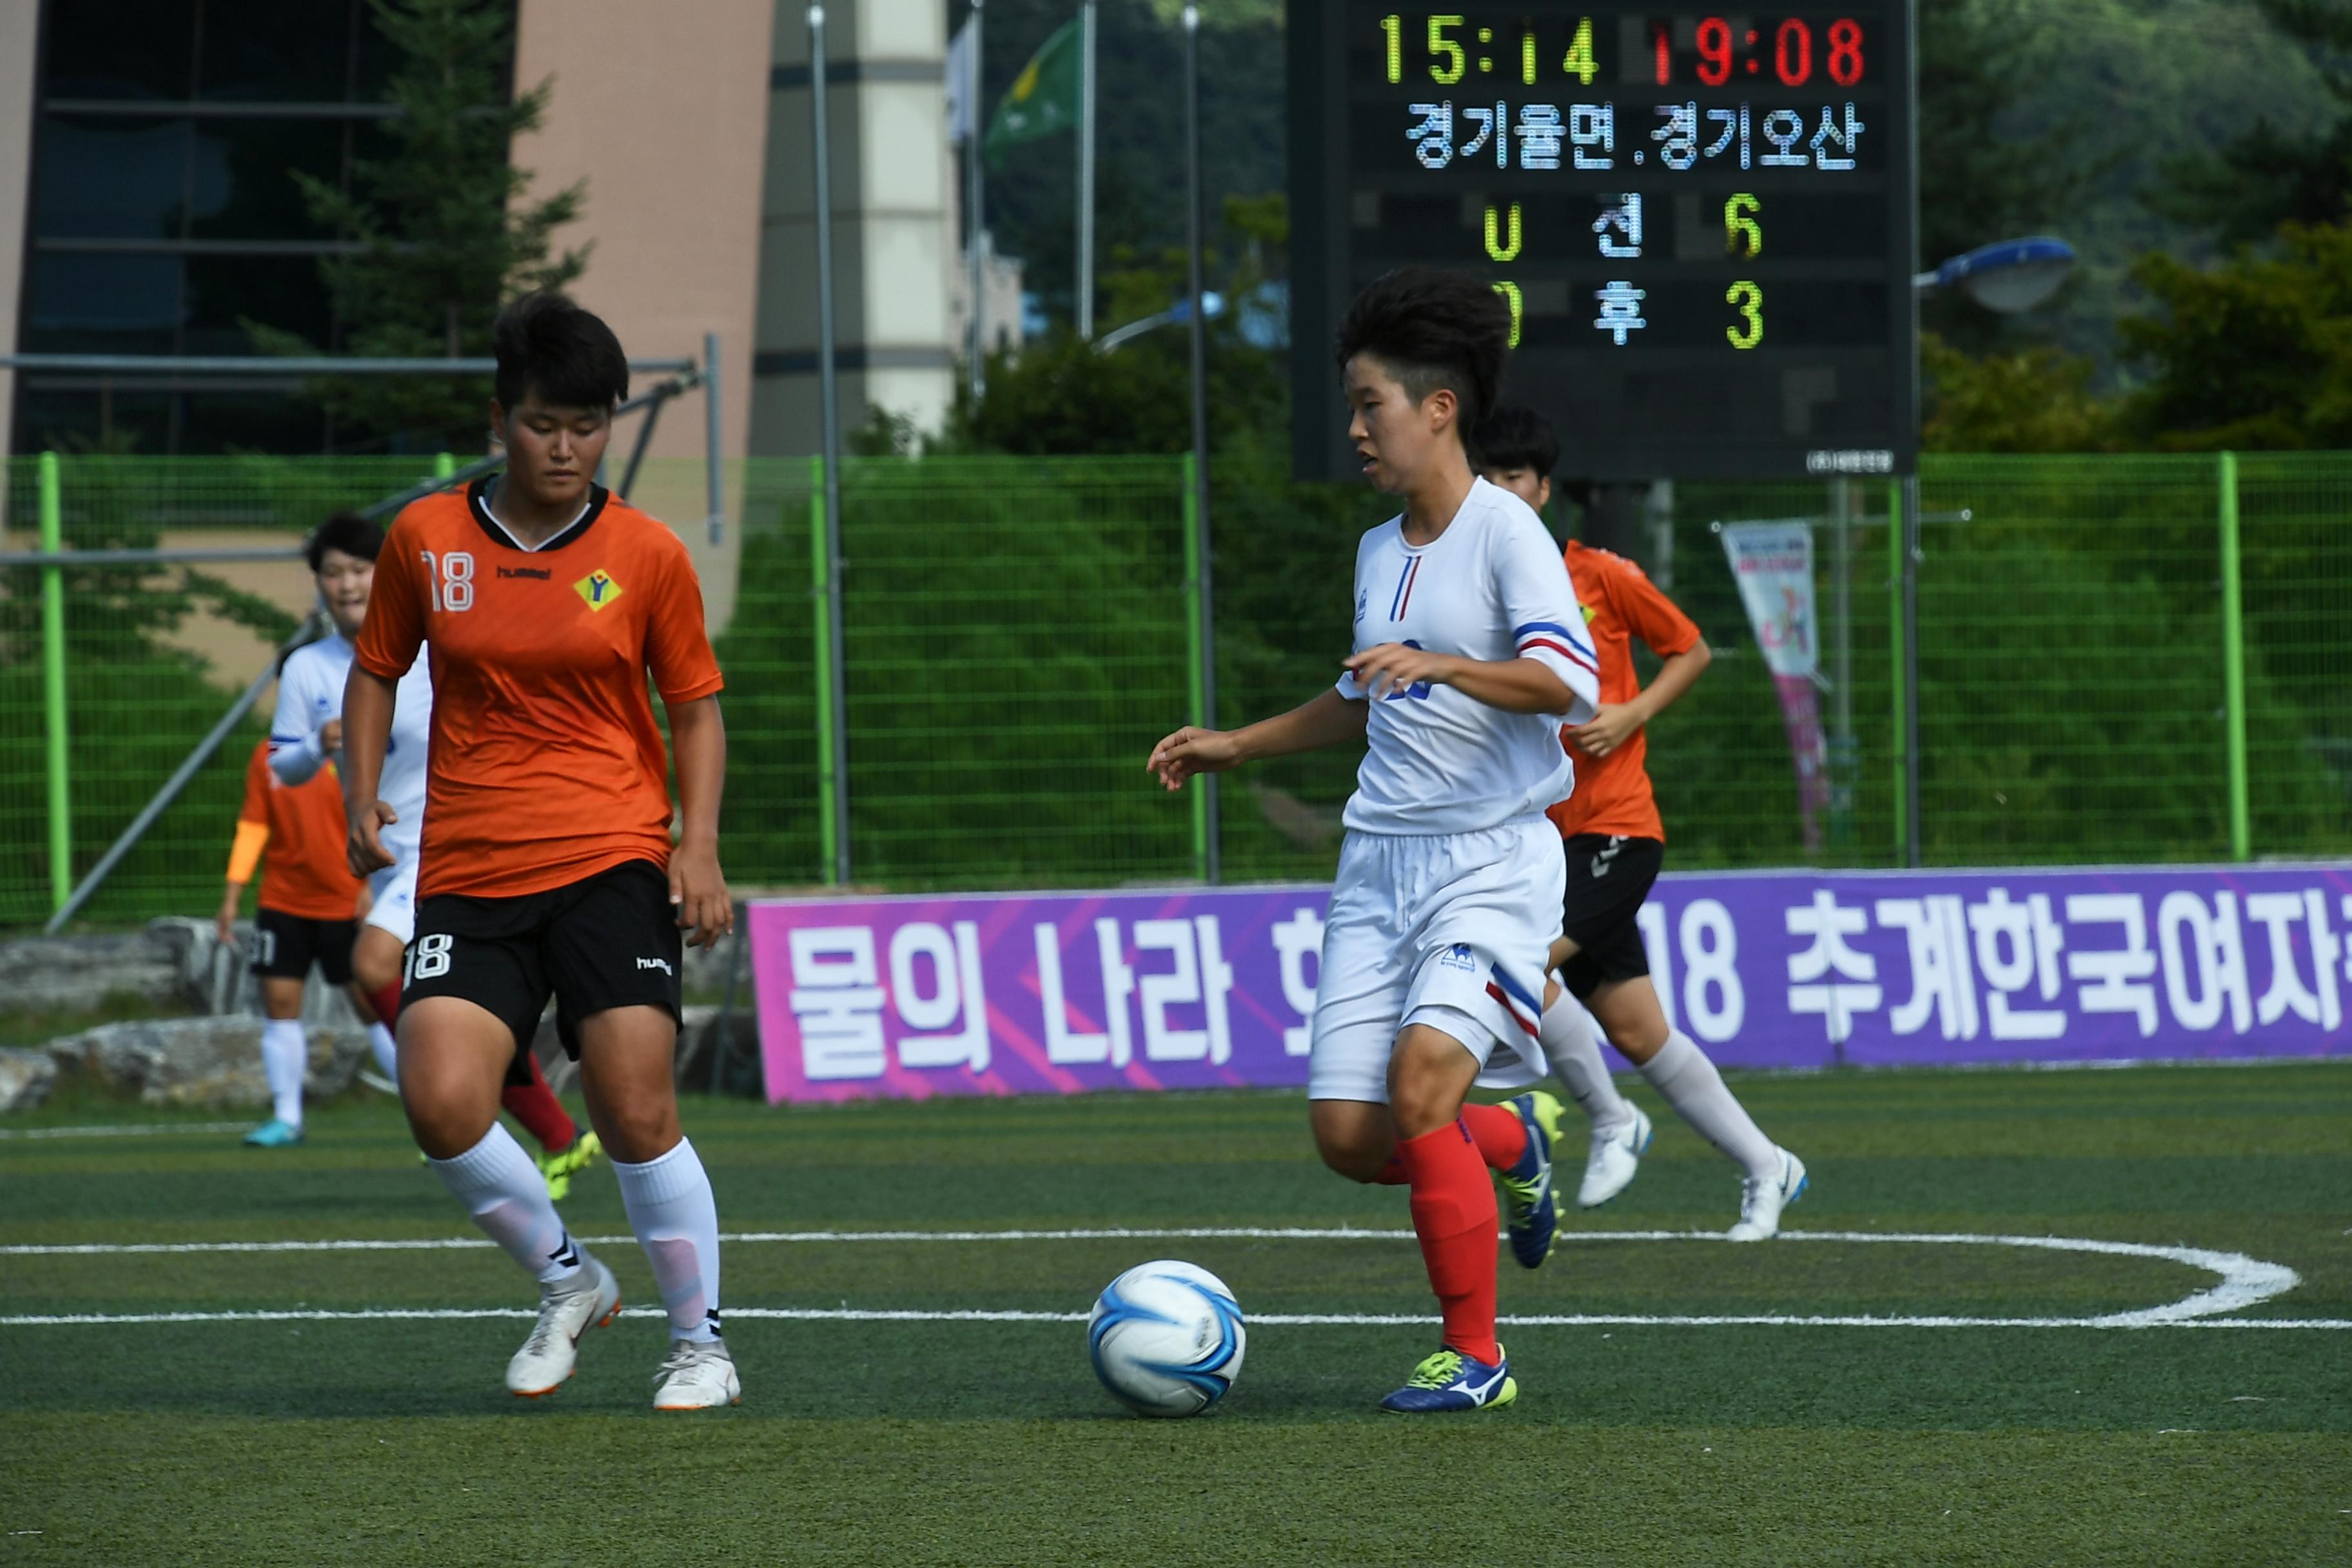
[1086,1260,1247,1418]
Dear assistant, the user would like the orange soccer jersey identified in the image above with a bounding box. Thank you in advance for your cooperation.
[231,739,365,919]
[353,480,724,901]
[1545,540,1702,844]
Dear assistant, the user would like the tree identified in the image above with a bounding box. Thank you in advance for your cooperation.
[1919,333,2120,453]
[250,0,587,452]
[2119,214,2352,448]
[2153,0,2352,245]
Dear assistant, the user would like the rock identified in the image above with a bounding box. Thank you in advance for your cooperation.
[43,1017,368,1109]
[0,1046,57,1111]
[0,928,185,1014]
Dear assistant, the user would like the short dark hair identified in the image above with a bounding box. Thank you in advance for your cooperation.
[306,511,382,571]
[1472,405,1560,477]
[1333,268,1513,436]
[492,291,628,412]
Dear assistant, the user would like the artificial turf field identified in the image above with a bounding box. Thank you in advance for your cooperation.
[1,1063,2347,1565]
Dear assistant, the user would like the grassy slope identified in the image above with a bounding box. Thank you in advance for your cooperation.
[1,1064,2347,1565]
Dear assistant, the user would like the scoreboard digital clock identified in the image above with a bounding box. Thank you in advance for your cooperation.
[1287,2,1917,480]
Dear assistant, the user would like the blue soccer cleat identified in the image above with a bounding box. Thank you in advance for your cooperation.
[1379,1345,1518,1413]
[241,1118,304,1148]
[1496,1091,1561,1268]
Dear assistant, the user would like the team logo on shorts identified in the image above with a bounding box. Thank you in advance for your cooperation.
[573,568,625,612]
[1437,943,1478,972]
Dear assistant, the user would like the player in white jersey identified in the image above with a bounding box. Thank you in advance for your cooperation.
[272,512,598,1195]
[270,514,419,1086]
[1149,269,1599,1413]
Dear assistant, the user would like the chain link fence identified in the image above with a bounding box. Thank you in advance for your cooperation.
[5,451,2347,928]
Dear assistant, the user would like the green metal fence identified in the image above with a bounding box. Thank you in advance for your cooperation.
[5,451,2347,929]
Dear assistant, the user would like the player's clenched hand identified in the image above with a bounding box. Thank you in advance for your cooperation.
[348,800,397,877]
[1344,642,1453,701]
[319,717,343,754]
[1147,727,1242,791]
[669,843,732,950]
[1567,702,1642,759]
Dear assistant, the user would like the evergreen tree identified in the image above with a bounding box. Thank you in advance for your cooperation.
[251,0,587,451]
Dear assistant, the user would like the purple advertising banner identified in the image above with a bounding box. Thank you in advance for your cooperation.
[750,864,2352,1103]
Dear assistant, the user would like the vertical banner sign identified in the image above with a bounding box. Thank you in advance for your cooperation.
[1721,520,1830,854]
[752,867,2352,1102]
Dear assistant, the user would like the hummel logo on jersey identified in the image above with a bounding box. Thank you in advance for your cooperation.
[636,956,674,975]
[498,565,551,580]
[574,568,624,612]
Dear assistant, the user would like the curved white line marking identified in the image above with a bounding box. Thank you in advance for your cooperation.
[0,1227,2323,1328]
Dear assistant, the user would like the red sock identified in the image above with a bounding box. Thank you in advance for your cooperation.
[500,1054,577,1155]
[368,981,402,1027]
[1395,1121,1501,1364]
[1459,1102,1528,1172]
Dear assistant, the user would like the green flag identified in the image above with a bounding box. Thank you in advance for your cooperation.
[984,17,1081,168]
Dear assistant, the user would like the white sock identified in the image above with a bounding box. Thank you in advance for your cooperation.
[367,1023,398,1080]
[614,1137,723,1343]
[431,1123,583,1286]
[1540,991,1634,1134]
[1638,1030,1779,1180]
[260,1019,307,1128]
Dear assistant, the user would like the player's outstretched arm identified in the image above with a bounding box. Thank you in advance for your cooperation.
[1148,687,1367,792]
[340,665,400,877]
[664,694,732,950]
[1346,643,1577,716]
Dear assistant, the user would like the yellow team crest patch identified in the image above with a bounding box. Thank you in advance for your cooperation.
[574,568,624,612]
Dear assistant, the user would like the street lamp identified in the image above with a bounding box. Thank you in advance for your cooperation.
[1914,235,2077,313]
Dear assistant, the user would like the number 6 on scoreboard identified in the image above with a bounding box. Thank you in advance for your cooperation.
[1725,281,1763,349]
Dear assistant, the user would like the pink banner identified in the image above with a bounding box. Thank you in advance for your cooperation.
[1721,519,1830,853]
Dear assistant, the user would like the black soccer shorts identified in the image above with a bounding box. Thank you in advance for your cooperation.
[251,908,357,986]
[1555,834,1666,1001]
[401,858,684,1059]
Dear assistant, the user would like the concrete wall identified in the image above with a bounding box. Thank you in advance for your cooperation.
[750,0,956,455]
[511,0,775,627]
[0,0,41,470]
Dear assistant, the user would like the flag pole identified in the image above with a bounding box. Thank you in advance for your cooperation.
[1183,3,1219,881]
[1076,0,1097,338]
[810,2,852,885]
[966,0,986,398]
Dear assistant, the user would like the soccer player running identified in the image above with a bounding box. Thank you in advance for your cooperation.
[218,736,369,1146]
[1476,405,1807,1239]
[270,512,599,1199]
[1149,271,1598,1413]
[342,293,738,1409]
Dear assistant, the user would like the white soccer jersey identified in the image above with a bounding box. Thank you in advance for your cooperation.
[1335,478,1600,835]
[269,631,433,863]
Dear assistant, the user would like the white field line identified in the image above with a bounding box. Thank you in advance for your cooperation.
[6,1306,2348,1329]
[0,1227,2338,1329]
[0,1122,250,1141]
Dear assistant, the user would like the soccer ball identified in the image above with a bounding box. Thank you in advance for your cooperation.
[1086,1260,1247,1418]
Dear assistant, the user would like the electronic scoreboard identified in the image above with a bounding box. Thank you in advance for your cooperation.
[1288,2,1916,480]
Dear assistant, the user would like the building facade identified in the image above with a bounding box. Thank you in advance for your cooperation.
[1,0,988,462]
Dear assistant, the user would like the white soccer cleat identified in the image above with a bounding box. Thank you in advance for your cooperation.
[652,1337,741,1410]
[1728,1148,1808,1242]
[1577,1106,1653,1209]
[505,1253,622,1397]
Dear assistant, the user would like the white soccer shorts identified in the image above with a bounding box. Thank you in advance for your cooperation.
[1305,818,1566,1104]
[363,856,419,947]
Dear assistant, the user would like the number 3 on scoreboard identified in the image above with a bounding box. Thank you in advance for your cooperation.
[1725,281,1763,350]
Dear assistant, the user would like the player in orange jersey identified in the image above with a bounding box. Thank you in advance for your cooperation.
[218,738,371,1146]
[342,293,738,1409]
[1478,406,1807,1240]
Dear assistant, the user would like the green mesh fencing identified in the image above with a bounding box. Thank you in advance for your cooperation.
[5,450,2349,930]
[0,455,448,929]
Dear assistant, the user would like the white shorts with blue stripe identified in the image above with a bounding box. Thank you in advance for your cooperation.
[1304,818,1566,1104]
